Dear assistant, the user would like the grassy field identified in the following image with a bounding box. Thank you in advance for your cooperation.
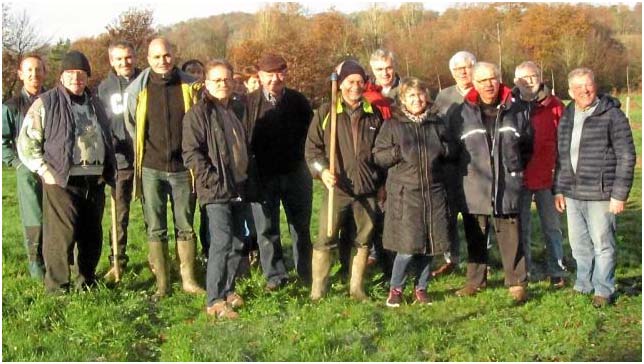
[2,95,642,361]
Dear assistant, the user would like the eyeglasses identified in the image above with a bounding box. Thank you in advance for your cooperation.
[451,66,472,73]
[206,78,232,84]
[517,74,539,82]
[474,77,499,85]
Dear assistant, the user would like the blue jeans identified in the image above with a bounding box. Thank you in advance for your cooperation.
[565,198,616,298]
[205,202,248,306]
[520,188,566,278]
[251,163,313,283]
[390,253,432,290]
[141,168,196,243]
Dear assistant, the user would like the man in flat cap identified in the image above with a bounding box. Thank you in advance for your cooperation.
[244,53,314,290]
[305,60,384,301]
[18,50,116,293]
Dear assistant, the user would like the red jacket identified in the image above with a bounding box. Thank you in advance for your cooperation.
[523,92,564,190]
[363,82,392,120]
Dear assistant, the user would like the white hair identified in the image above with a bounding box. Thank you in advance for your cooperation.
[370,48,395,64]
[514,61,540,78]
[473,62,501,80]
[449,51,477,70]
[567,67,595,86]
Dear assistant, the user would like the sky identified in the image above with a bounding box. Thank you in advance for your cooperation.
[3,0,455,42]
[4,0,639,42]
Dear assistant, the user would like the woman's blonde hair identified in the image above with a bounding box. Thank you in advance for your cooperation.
[398,77,430,103]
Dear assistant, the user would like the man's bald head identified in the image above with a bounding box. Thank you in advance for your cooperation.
[147,37,174,75]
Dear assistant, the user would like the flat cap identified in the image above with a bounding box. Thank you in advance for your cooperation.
[258,53,287,72]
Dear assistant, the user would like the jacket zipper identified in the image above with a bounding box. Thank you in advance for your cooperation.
[491,104,505,215]
[414,124,429,254]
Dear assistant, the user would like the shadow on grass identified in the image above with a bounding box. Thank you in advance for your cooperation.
[616,274,642,296]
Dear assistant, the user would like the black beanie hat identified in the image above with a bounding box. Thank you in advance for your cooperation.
[337,60,366,85]
[61,51,91,77]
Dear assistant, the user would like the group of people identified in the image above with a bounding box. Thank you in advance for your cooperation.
[2,37,635,319]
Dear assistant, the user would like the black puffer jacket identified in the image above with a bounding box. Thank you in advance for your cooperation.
[305,99,384,197]
[554,94,635,201]
[373,107,450,255]
[448,85,532,215]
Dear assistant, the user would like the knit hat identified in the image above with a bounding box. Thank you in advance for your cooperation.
[61,51,91,77]
[337,60,366,85]
[257,53,287,72]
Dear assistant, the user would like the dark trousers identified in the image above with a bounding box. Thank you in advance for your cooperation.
[252,163,313,283]
[205,202,248,306]
[16,166,44,274]
[463,213,527,287]
[200,202,256,258]
[109,169,134,265]
[42,176,105,292]
[199,207,210,257]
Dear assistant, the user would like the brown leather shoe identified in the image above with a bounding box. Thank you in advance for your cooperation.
[509,285,528,303]
[455,285,481,297]
[592,295,610,308]
[432,262,456,277]
[226,292,244,309]
[550,277,566,289]
[206,301,239,319]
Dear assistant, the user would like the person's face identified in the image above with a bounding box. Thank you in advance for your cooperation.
[184,64,205,82]
[147,40,173,74]
[258,69,286,95]
[60,70,88,96]
[568,74,597,110]
[450,60,474,90]
[109,47,135,78]
[244,76,260,93]
[401,87,429,115]
[514,66,541,99]
[370,58,395,87]
[473,66,500,104]
[339,74,365,105]
[204,65,233,101]
[18,57,45,94]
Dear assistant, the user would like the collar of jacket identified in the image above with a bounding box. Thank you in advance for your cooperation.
[57,85,92,104]
[109,68,141,83]
[363,81,382,93]
[335,95,374,114]
[21,86,46,101]
[465,84,514,108]
[203,90,232,109]
[321,97,374,130]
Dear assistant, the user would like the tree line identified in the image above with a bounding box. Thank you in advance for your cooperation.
[2,2,642,102]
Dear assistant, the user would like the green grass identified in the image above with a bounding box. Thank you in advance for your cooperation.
[2,95,642,361]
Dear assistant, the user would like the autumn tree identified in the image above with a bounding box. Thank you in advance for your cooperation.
[2,4,48,100]
[105,7,157,69]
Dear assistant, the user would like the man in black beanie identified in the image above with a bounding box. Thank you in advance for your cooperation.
[305,60,384,301]
[17,50,116,293]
